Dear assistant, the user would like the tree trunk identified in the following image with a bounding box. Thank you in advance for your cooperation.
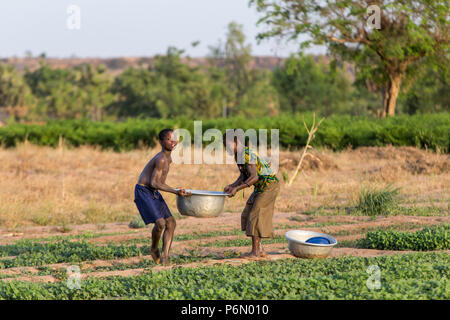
[381,74,402,117]
[96,105,102,121]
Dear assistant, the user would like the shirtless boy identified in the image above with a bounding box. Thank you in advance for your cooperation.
[134,128,190,265]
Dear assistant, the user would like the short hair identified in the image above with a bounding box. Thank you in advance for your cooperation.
[222,128,238,145]
[158,128,173,141]
[223,129,252,147]
[223,129,237,145]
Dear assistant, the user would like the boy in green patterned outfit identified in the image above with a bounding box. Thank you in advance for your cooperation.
[223,131,280,259]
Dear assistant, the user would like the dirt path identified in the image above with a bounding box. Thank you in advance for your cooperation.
[1,213,446,246]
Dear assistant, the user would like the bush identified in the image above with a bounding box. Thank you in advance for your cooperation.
[357,224,450,251]
[355,185,401,216]
[0,113,448,152]
[128,215,146,229]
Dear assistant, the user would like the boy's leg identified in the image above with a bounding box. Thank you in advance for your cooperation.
[150,218,166,264]
[161,216,176,265]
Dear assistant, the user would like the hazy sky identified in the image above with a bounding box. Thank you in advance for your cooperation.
[0,0,324,58]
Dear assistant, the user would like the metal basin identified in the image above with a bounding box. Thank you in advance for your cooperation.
[285,230,338,259]
[176,189,229,218]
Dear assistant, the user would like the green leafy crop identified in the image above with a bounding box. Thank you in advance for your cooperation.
[0,240,149,268]
[357,224,450,251]
[0,252,448,299]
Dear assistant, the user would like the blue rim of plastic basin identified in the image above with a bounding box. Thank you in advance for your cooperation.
[285,230,338,247]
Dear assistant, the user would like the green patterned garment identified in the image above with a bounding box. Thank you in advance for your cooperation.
[236,147,279,193]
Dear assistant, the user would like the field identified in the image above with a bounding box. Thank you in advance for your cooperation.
[0,144,449,299]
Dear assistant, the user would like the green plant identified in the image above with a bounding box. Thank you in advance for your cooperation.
[1,113,448,151]
[0,240,150,268]
[58,222,73,233]
[0,252,448,299]
[199,235,286,248]
[355,185,401,216]
[128,215,146,229]
[357,224,450,251]
[31,214,53,226]
[281,171,289,182]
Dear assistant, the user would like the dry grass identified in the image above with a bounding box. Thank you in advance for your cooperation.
[0,143,448,230]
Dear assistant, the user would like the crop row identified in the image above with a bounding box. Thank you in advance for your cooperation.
[0,240,150,268]
[1,223,447,269]
[0,238,245,269]
[0,252,448,299]
[357,224,449,251]
[1,113,448,151]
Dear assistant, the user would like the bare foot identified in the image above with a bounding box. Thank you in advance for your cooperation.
[150,249,161,264]
[259,244,267,257]
[240,252,260,260]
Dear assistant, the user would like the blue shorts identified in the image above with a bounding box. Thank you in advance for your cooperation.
[134,184,172,224]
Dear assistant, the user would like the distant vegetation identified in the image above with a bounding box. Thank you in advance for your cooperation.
[251,0,449,117]
[0,22,448,123]
[1,113,448,151]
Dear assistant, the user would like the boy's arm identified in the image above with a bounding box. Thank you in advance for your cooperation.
[150,157,188,196]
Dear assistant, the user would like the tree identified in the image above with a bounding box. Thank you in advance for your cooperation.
[235,69,280,117]
[150,47,216,118]
[25,62,79,118]
[24,62,114,120]
[208,21,279,117]
[272,54,353,115]
[208,22,253,114]
[398,63,449,114]
[224,22,253,106]
[250,0,449,117]
[110,67,157,118]
[0,63,35,120]
[74,64,115,121]
[110,47,223,119]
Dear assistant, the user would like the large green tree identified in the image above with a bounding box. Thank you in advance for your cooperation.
[24,62,114,120]
[25,62,83,118]
[272,54,353,115]
[111,47,223,119]
[109,67,156,118]
[73,64,115,121]
[250,0,449,117]
[150,47,222,118]
[208,22,279,116]
[398,63,449,114]
[0,64,35,120]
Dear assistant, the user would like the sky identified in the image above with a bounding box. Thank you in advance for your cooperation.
[0,0,324,58]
